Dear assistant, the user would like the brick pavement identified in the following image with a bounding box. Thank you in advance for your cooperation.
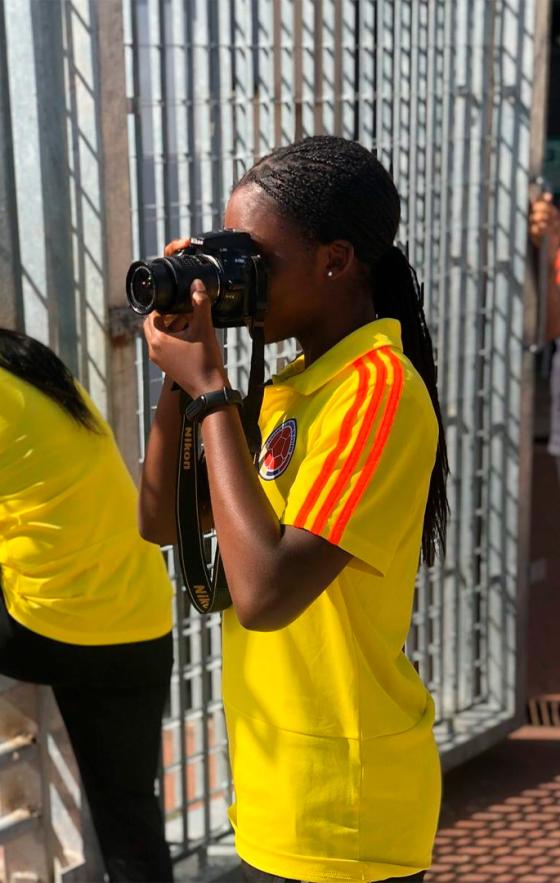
[425,727,560,883]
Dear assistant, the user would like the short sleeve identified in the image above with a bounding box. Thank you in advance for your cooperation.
[282,349,437,575]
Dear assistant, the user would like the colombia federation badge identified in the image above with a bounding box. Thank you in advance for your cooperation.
[258,419,297,481]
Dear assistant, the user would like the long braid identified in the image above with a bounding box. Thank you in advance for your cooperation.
[235,136,449,564]
[373,247,449,565]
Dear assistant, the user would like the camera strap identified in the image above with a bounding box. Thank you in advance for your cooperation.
[241,324,265,460]
[175,325,266,614]
[175,402,232,614]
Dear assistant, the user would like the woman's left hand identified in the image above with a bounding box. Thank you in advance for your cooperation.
[143,279,229,398]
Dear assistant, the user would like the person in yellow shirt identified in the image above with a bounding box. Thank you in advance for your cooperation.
[0,328,174,882]
[140,136,448,882]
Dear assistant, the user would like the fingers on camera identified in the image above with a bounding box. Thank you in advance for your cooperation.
[164,237,190,256]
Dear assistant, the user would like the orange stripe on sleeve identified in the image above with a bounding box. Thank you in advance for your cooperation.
[328,351,404,546]
[293,357,370,529]
[308,350,388,536]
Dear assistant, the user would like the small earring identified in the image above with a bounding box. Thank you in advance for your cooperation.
[327,270,333,277]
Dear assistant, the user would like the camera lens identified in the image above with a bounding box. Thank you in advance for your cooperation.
[129,266,156,313]
[126,255,221,316]
[126,260,178,315]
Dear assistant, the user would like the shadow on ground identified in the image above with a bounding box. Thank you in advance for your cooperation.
[426,727,560,882]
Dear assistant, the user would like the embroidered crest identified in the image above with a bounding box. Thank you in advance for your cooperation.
[259,419,297,480]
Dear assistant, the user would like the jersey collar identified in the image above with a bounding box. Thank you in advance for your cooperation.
[272,318,403,395]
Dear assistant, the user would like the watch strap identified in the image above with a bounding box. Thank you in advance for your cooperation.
[184,387,243,422]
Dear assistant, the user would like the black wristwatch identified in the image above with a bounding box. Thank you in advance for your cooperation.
[184,386,243,422]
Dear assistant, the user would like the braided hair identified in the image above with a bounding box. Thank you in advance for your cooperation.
[235,135,448,566]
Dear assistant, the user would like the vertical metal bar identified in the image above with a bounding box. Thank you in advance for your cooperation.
[293,0,303,140]
[129,0,147,257]
[273,0,282,146]
[183,0,199,232]
[0,0,24,330]
[158,0,172,245]
[339,0,354,138]
[129,0,154,447]
[300,0,314,136]
[313,0,324,134]
[172,550,190,852]
[97,0,139,478]
[516,0,551,720]
[422,3,444,707]
[199,618,212,860]
[472,0,497,704]
[229,0,241,178]
[454,0,477,714]
[391,0,401,180]
[487,2,507,713]
[63,0,89,386]
[208,0,225,224]
[408,0,419,265]
[352,0,360,141]
[215,0,234,199]
[277,0,294,144]
[251,0,260,158]
[438,0,457,721]
[333,0,343,136]
[30,0,77,369]
[413,1,432,691]
[376,0,392,169]
[3,0,49,344]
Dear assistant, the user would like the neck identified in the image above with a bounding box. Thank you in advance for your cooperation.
[299,297,376,366]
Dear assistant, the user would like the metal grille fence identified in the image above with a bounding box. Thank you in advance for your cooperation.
[0,0,540,873]
[123,0,537,860]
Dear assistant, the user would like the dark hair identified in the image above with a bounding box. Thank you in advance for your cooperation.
[236,135,449,565]
[0,328,101,432]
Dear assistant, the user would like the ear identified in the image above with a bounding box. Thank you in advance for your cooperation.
[319,240,356,280]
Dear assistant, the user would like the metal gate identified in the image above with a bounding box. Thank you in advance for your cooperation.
[0,0,545,875]
[123,0,539,860]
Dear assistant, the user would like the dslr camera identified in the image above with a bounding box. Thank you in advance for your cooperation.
[126,230,267,327]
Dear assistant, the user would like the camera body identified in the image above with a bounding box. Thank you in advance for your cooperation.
[126,229,267,328]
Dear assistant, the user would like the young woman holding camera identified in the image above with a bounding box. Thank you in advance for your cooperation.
[141,135,448,883]
[0,330,174,882]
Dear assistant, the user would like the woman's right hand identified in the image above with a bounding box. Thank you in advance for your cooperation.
[158,237,192,331]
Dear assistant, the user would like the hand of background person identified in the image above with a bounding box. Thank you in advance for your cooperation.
[143,237,228,398]
[529,194,560,261]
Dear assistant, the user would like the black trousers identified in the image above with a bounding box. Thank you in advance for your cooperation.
[0,589,174,883]
[241,858,426,882]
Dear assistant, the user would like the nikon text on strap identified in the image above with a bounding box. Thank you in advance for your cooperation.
[175,324,266,614]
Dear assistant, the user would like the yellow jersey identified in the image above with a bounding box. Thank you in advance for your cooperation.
[0,367,173,645]
[222,319,441,882]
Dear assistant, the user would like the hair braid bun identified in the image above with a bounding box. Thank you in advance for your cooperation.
[236,136,400,263]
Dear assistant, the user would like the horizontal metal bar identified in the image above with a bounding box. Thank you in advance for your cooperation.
[0,733,36,768]
[0,807,40,843]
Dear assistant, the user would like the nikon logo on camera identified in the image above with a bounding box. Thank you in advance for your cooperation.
[194,584,211,611]
[183,426,193,471]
